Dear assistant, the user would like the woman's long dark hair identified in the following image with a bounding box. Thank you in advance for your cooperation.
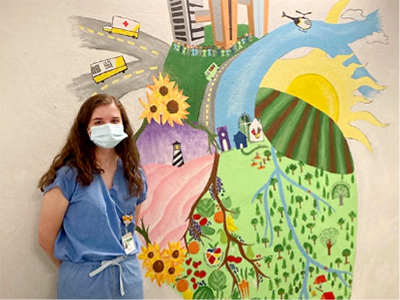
[38,94,144,197]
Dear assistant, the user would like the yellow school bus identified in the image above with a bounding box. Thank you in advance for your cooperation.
[90,56,127,84]
[103,16,140,39]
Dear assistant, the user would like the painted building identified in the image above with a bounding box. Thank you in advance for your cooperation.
[172,141,185,167]
[217,125,232,151]
[249,118,264,142]
[234,130,248,149]
[167,0,205,45]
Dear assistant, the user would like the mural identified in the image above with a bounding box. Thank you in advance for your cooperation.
[68,0,390,299]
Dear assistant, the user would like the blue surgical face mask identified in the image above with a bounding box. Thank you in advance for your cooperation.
[89,123,128,148]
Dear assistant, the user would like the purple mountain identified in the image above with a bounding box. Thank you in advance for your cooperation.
[137,121,215,165]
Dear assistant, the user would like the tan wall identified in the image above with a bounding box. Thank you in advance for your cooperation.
[0,0,398,299]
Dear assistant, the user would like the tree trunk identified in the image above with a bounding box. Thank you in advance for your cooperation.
[339,195,344,206]
[327,239,332,255]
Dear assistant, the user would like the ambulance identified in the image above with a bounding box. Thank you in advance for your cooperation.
[90,55,127,84]
[103,15,140,39]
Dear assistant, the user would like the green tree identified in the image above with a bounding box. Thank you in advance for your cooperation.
[311,234,318,245]
[332,183,350,206]
[277,151,284,162]
[302,213,308,222]
[310,210,317,221]
[262,237,269,248]
[342,248,351,264]
[303,242,313,254]
[282,259,287,269]
[335,257,343,267]
[274,225,282,237]
[264,149,272,160]
[309,266,315,277]
[288,206,293,216]
[337,218,345,230]
[278,288,285,300]
[260,215,264,227]
[264,255,272,268]
[289,164,297,175]
[348,211,357,222]
[286,244,292,254]
[251,218,258,230]
[270,177,278,191]
[304,172,313,184]
[256,204,260,216]
[275,277,281,288]
[274,244,284,259]
[319,227,339,256]
[278,206,285,218]
[268,279,273,291]
[285,166,290,175]
[298,161,305,173]
[295,196,304,209]
[306,223,315,233]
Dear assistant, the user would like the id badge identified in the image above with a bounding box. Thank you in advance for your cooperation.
[122,232,136,254]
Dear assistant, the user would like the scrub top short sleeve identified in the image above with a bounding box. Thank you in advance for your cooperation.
[43,166,77,201]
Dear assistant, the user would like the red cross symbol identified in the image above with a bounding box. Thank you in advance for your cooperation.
[123,21,129,27]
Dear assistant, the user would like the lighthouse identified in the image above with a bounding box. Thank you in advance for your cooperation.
[172,141,184,167]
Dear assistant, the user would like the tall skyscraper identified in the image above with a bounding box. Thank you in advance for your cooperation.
[208,0,238,49]
[167,0,205,45]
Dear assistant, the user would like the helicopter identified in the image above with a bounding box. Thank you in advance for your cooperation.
[282,10,312,32]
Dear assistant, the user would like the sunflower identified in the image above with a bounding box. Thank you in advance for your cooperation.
[164,259,185,285]
[148,72,176,99]
[138,91,163,124]
[144,250,167,287]
[161,86,190,127]
[138,242,162,269]
[163,241,187,266]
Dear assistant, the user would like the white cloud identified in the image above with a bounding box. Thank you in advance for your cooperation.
[341,9,366,21]
[365,32,390,45]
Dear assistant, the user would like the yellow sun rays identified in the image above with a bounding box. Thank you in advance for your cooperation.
[138,72,190,126]
[260,48,386,152]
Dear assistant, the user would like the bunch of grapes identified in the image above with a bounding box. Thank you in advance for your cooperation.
[209,176,225,200]
[188,221,202,241]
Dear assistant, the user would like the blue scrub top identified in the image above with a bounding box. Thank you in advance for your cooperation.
[44,160,147,263]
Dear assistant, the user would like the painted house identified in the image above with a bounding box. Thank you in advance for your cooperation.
[217,126,231,151]
[249,118,264,143]
[234,131,247,149]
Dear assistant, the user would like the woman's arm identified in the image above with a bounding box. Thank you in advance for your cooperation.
[135,204,142,229]
[38,187,69,267]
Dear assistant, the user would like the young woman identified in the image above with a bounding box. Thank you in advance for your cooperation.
[38,94,147,299]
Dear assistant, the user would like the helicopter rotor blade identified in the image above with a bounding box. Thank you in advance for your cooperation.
[295,10,312,15]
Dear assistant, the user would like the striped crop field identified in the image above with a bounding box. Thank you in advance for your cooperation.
[255,88,353,174]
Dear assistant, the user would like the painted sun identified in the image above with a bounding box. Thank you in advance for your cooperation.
[260,48,386,152]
